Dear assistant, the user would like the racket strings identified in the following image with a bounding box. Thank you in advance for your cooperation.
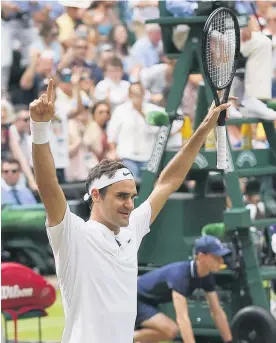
[206,10,236,89]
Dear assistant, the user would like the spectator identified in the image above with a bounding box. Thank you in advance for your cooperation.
[1,99,15,161]
[66,103,92,182]
[83,101,111,167]
[139,57,176,106]
[166,0,276,120]
[108,23,133,73]
[244,178,266,221]
[48,68,87,183]
[66,99,111,183]
[87,1,120,42]
[57,36,103,84]
[1,2,17,92]
[107,82,159,179]
[94,56,130,109]
[8,106,37,192]
[130,23,162,68]
[1,158,37,205]
[20,49,55,104]
[129,0,159,39]
[130,0,159,24]
[79,68,96,104]
[29,20,63,64]
[56,1,91,48]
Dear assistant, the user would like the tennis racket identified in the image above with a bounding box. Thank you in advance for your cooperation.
[202,7,240,169]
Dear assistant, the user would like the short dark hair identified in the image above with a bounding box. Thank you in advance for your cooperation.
[105,56,123,70]
[2,158,20,169]
[129,82,145,93]
[91,100,110,116]
[85,159,131,203]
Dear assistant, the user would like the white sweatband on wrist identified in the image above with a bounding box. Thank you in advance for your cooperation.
[30,119,51,144]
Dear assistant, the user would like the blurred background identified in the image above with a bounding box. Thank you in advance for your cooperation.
[1,0,276,342]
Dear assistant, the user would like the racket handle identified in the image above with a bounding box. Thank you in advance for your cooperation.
[216,126,227,170]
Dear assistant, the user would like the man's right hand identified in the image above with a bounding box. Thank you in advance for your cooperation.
[29,79,55,122]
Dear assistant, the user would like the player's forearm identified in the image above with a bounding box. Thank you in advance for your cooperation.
[32,143,66,225]
[177,316,196,343]
[212,309,232,342]
[157,122,210,191]
[33,143,59,191]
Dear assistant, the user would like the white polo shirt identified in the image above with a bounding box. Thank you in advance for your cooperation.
[107,101,159,162]
[46,200,151,343]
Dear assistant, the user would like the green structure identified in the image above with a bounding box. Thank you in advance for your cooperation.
[135,2,276,342]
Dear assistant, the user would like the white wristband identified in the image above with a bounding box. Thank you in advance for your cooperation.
[30,119,51,144]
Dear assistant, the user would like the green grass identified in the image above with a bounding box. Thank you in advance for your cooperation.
[3,291,64,342]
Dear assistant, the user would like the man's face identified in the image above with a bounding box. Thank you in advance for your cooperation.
[2,162,20,186]
[129,84,145,110]
[93,180,137,230]
[199,253,223,273]
[16,111,30,133]
[74,39,88,62]
[148,30,161,46]
[105,64,123,83]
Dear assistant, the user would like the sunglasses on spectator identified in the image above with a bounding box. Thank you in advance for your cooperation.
[2,169,19,174]
[80,75,91,81]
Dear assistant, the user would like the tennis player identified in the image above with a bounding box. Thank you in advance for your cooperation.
[134,235,233,343]
[29,79,233,343]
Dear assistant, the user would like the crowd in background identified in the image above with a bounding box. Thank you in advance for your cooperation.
[1,0,276,210]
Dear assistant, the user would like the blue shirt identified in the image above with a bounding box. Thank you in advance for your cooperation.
[130,37,160,68]
[138,261,215,305]
[1,182,37,206]
[166,0,255,17]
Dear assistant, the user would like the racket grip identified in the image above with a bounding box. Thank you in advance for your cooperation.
[216,126,228,170]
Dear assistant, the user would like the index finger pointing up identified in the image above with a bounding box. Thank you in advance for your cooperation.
[47,78,54,102]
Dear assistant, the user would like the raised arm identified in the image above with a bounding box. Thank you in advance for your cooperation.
[30,79,66,227]
[148,98,235,224]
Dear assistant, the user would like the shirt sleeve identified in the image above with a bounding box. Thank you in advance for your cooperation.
[129,200,152,249]
[201,274,216,293]
[46,205,84,281]
[94,81,107,101]
[167,269,189,297]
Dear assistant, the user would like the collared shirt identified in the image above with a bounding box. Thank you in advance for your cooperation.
[94,78,130,110]
[46,200,151,343]
[138,260,215,305]
[1,179,37,206]
[107,101,159,162]
[130,36,161,68]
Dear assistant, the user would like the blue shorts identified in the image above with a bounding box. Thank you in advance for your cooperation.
[135,300,159,329]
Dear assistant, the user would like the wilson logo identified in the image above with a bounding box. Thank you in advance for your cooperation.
[194,153,208,169]
[236,151,257,168]
[1,285,34,300]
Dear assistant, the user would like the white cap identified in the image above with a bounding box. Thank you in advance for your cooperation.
[58,0,92,9]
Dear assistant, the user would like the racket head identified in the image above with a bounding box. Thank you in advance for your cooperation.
[202,7,240,93]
